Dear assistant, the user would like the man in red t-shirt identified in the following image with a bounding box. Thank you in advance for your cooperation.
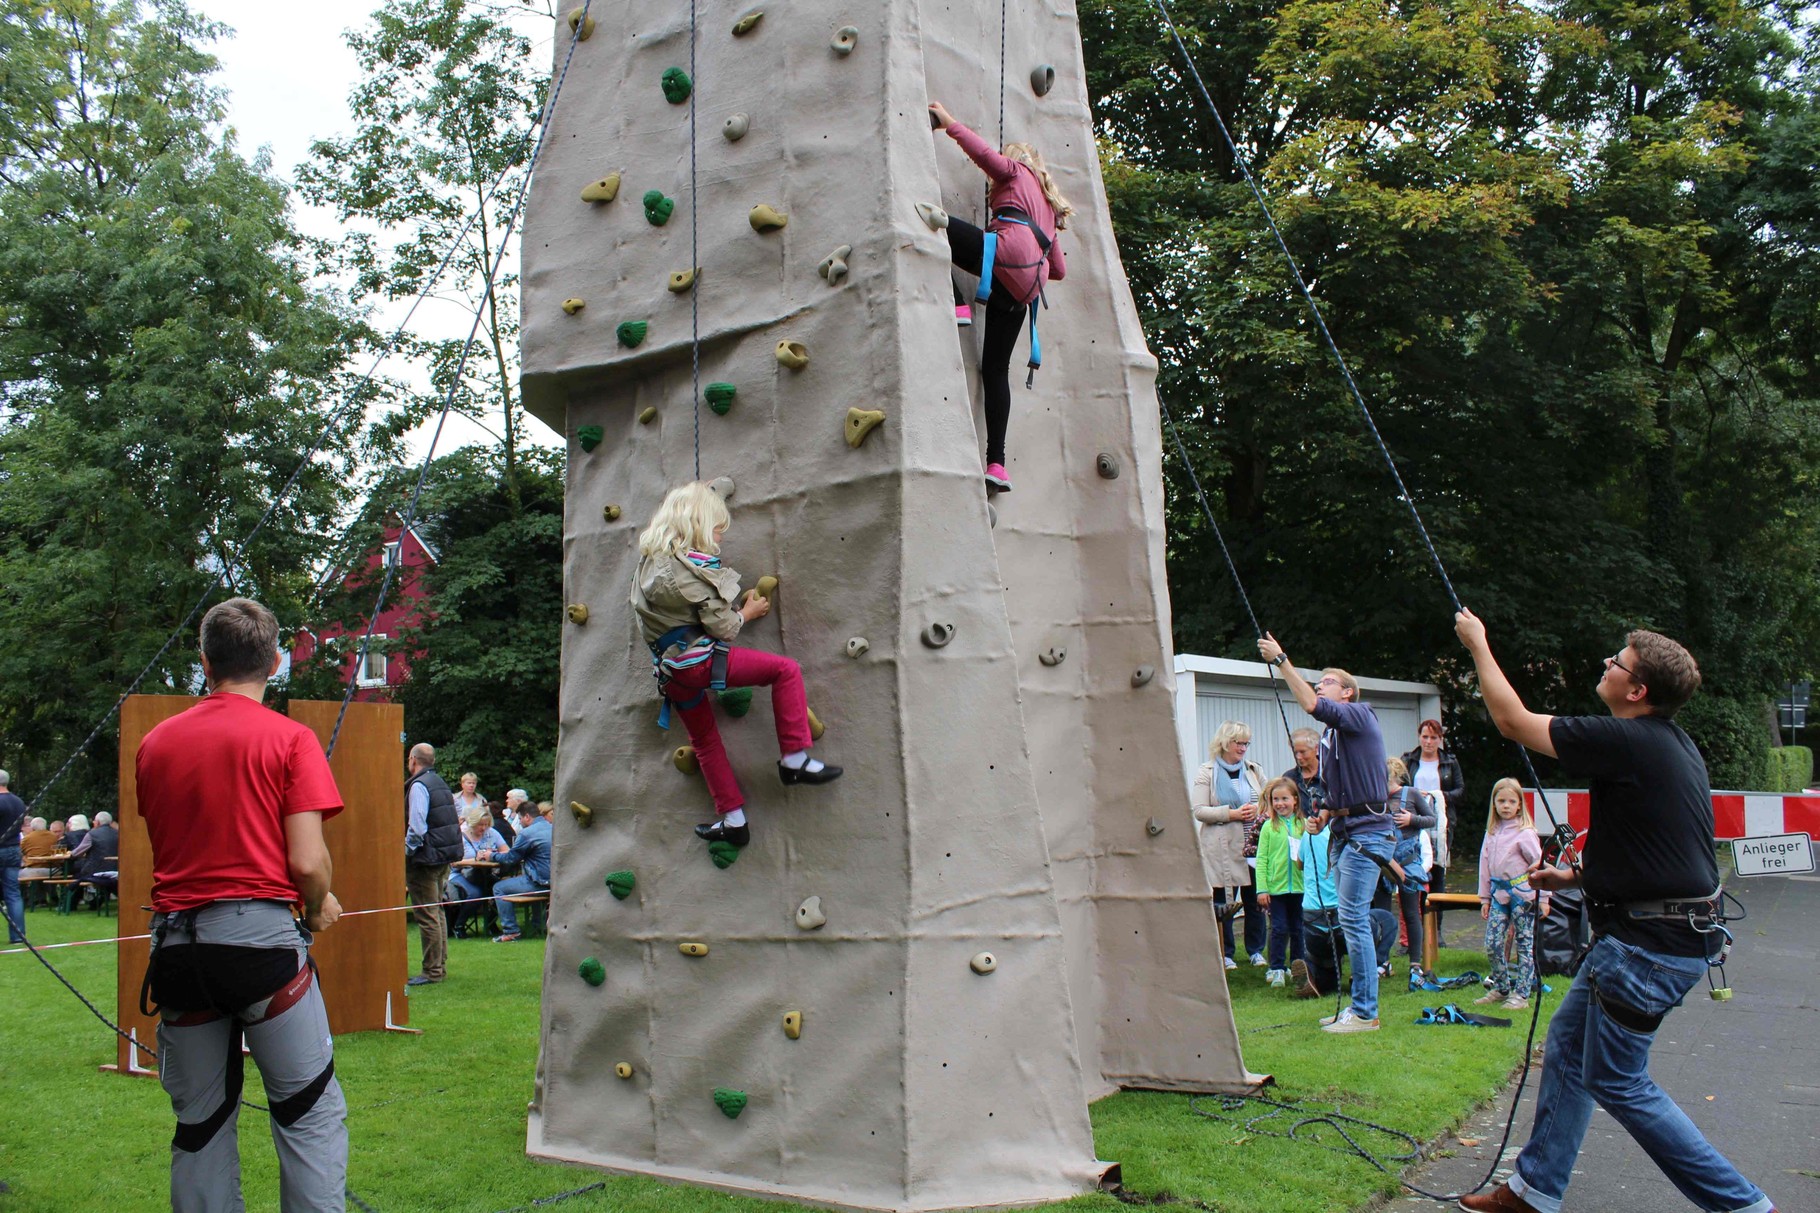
[137,597,349,1213]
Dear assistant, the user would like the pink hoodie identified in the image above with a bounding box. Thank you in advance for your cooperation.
[1478,822,1550,912]
[944,123,1067,305]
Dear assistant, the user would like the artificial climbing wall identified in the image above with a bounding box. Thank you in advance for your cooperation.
[520,3,1255,1209]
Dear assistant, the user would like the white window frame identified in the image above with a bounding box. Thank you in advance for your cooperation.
[383,540,402,570]
[355,634,389,687]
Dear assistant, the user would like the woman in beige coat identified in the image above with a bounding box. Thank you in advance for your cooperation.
[1192,720,1267,969]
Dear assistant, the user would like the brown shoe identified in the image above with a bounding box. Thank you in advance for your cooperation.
[1458,1182,1540,1212]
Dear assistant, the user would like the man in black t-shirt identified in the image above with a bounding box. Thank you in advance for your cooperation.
[0,769,25,943]
[1453,613,1776,1213]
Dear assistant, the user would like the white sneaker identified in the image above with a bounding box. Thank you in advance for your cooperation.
[1266,969,1287,987]
[1322,1007,1380,1034]
[1249,952,1267,967]
[1319,1009,1342,1026]
[1223,956,1238,971]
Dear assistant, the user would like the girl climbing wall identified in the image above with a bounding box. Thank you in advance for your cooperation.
[631,483,842,848]
[927,100,1073,494]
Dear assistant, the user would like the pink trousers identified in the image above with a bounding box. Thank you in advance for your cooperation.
[665,646,814,813]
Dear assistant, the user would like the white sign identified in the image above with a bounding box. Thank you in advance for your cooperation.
[1732,832,1816,877]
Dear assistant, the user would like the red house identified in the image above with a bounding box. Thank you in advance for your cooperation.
[291,521,438,700]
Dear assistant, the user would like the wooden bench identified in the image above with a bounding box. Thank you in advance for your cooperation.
[1422,892,1483,973]
[499,890,550,936]
[42,877,81,915]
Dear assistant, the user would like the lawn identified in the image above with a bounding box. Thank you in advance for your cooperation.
[0,903,1549,1213]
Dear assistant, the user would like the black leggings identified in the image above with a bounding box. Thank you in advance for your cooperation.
[947,217,1029,466]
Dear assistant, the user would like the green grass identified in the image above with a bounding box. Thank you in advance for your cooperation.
[0,907,1548,1213]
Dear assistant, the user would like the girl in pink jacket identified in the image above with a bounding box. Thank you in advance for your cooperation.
[1477,777,1551,1010]
[928,101,1073,494]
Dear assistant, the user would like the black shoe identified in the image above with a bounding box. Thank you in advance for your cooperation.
[1214,900,1242,923]
[778,760,843,786]
[695,820,751,846]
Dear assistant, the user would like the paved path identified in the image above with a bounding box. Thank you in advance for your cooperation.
[1392,872,1820,1212]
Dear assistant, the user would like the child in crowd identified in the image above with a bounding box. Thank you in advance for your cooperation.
[1292,815,1397,1000]
[1385,757,1435,984]
[1477,776,1550,1010]
[1254,776,1305,986]
[927,100,1072,495]
[631,483,842,849]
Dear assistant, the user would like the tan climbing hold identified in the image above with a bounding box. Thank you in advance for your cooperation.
[1145,816,1164,837]
[831,25,859,55]
[667,267,698,293]
[971,951,998,975]
[775,340,809,370]
[615,1062,633,1079]
[639,406,658,425]
[679,941,709,958]
[567,7,595,40]
[709,476,736,499]
[749,204,787,232]
[807,706,825,741]
[580,173,620,203]
[818,244,853,285]
[753,575,778,602]
[845,407,885,447]
[845,637,869,659]
[915,201,948,230]
[795,896,826,930]
[731,9,763,35]
[1131,664,1155,687]
[1039,645,1066,666]
[782,1010,803,1040]
[562,298,586,315]
[673,746,698,775]
[723,112,750,141]
[603,504,622,522]
[566,603,590,625]
[570,801,594,827]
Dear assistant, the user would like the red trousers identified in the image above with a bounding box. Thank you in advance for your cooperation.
[665,646,815,813]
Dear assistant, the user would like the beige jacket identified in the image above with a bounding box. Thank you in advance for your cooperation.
[631,551,745,655]
[1190,758,1264,890]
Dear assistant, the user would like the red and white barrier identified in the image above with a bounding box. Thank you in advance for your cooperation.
[1524,790,1820,842]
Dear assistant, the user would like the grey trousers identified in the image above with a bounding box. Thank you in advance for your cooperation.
[152,901,348,1213]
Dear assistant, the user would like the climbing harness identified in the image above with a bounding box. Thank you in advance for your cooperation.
[1417,1004,1512,1028]
[650,625,730,728]
[1408,968,1484,993]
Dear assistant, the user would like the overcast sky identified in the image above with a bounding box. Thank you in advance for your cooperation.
[192,1,562,456]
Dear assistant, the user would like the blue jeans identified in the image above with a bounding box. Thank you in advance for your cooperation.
[1265,892,1303,968]
[0,846,23,943]
[492,875,546,937]
[1333,828,1396,1020]
[1510,935,1771,1213]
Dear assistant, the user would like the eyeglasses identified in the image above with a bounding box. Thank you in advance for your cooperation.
[1605,653,1634,676]
[1317,676,1342,687]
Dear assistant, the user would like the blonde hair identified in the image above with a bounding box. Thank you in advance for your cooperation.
[1386,757,1409,786]
[1259,776,1301,823]
[639,482,730,560]
[462,806,493,832]
[1208,720,1252,761]
[1322,667,1359,700]
[1003,143,1075,231]
[1486,777,1533,833]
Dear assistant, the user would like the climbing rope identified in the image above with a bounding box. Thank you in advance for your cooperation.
[325,0,594,757]
[688,0,702,479]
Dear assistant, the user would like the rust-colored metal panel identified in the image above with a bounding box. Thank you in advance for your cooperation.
[113,695,410,1076]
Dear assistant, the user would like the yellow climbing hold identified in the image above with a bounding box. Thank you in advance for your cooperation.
[566,603,590,625]
[673,746,698,775]
[570,800,593,827]
[679,941,709,957]
[845,407,886,448]
[615,1062,633,1079]
[782,1011,803,1040]
[807,706,825,740]
[775,340,809,370]
[732,9,762,36]
[580,173,620,203]
[753,575,778,602]
[639,406,658,425]
[749,204,787,233]
[562,298,586,315]
[667,267,698,293]
[566,7,595,40]
[603,504,622,522]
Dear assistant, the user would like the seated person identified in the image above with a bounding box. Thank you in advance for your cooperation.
[1294,819,1397,998]
[489,802,553,943]
[446,807,508,938]
[70,811,121,905]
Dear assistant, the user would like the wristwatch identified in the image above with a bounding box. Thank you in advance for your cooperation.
[1269,653,1287,668]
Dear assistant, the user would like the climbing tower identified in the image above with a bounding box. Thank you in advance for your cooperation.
[520,3,1258,1209]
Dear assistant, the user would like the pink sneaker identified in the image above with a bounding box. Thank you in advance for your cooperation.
[955,304,973,326]
[984,462,1011,493]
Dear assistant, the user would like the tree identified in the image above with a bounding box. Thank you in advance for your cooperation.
[296,0,551,504]
[0,0,372,813]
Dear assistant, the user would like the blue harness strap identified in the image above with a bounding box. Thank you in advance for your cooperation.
[976,231,998,304]
[985,208,1051,386]
[651,625,729,728]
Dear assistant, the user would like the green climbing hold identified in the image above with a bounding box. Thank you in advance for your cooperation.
[643,190,675,226]
[718,687,754,717]
[577,425,603,451]
[617,321,648,349]
[605,870,636,900]
[578,957,606,987]
[713,1088,749,1119]
[732,9,763,36]
[704,382,737,415]
[661,67,693,104]
[708,841,741,869]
